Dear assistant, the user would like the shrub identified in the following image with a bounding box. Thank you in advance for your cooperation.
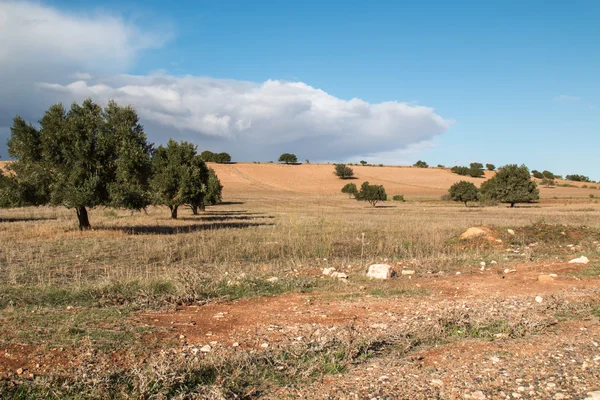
[437,164,445,168]
[542,170,555,179]
[566,174,590,182]
[540,177,556,187]
[582,184,589,188]
[448,181,479,206]
[278,153,298,164]
[341,183,358,198]
[414,160,428,168]
[392,194,405,202]
[486,164,495,171]
[451,166,470,176]
[468,165,485,178]
[480,164,539,207]
[531,170,544,179]
[360,160,368,166]
[334,164,355,179]
[356,181,387,207]
[440,193,452,201]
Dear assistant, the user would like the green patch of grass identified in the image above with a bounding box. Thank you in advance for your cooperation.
[369,287,429,298]
[575,262,600,278]
[444,320,510,341]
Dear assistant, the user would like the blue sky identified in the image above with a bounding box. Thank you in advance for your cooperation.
[1,1,599,178]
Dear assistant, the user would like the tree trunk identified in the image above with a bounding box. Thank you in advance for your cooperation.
[465,201,468,207]
[190,205,199,215]
[170,206,178,219]
[76,207,91,230]
[510,203,515,208]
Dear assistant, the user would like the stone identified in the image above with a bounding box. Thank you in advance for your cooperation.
[367,264,394,279]
[585,391,600,400]
[322,267,336,276]
[507,229,515,235]
[200,345,211,353]
[569,256,589,264]
[16,368,23,375]
[535,296,543,303]
[266,277,279,282]
[401,269,415,275]
[232,342,240,347]
[431,378,444,386]
[471,391,486,399]
[504,268,516,273]
[538,275,554,284]
[460,227,487,240]
[331,271,348,279]
[261,343,269,348]
[549,273,558,277]
[490,260,498,265]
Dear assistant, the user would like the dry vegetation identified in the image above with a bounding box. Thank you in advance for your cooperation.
[1,163,600,398]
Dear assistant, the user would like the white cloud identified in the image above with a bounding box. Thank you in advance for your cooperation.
[39,75,453,160]
[0,1,452,162]
[554,94,580,102]
[0,1,163,72]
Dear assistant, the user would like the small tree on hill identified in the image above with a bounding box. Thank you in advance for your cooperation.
[334,164,354,179]
[200,150,215,162]
[213,152,231,164]
[204,168,223,205]
[341,182,358,198]
[414,160,428,168]
[486,164,495,171]
[469,163,485,178]
[5,99,152,229]
[540,177,556,188]
[542,170,555,179]
[278,153,298,164]
[531,170,544,179]
[480,164,539,207]
[356,181,387,207]
[451,166,469,176]
[360,160,367,166]
[565,174,591,182]
[448,181,479,206]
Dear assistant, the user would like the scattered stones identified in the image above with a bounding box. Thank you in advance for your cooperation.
[538,275,555,284]
[331,271,348,279]
[401,269,415,276]
[507,229,515,235]
[266,277,279,283]
[261,343,269,349]
[490,260,498,265]
[569,256,589,264]
[480,261,486,267]
[322,267,336,276]
[535,296,543,304]
[200,345,211,353]
[367,264,394,279]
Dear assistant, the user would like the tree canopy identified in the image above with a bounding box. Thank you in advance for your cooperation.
[334,164,354,179]
[486,163,495,171]
[413,160,428,168]
[150,140,210,219]
[6,99,152,229]
[341,182,358,198]
[278,153,298,164]
[204,168,223,206]
[480,164,539,207]
[448,181,479,206]
[200,150,231,163]
[356,181,387,207]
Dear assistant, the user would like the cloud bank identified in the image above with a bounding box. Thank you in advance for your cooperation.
[0,1,452,162]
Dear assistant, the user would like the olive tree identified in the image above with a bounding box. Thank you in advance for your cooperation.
[341,182,358,198]
[448,181,479,206]
[278,153,298,164]
[356,181,387,207]
[480,164,539,207]
[334,164,354,179]
[6,99,152,229]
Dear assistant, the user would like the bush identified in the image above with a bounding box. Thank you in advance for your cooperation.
[542,170,555,179]
[437,164,445,168]
[469,165,485,178]
[360,160,367,166]
[341,183,358,198]
[440,193,452,201]
[278,153,298,164]
[540,177,556,187]
[334,164,354,179]
[582,184,589,188]
[531,170,544,179]
[356,181,387,207]
[414,160,428,168]
[392,194,405,202]
[451,166,470,176]
[448,181,479,206]
[486,164,495,171]
[480,164,539,207]
[566,174,591,182]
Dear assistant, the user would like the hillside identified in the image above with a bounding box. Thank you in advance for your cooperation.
[210,162,597,200]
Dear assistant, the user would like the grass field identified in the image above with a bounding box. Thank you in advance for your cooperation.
[1,163,600,398]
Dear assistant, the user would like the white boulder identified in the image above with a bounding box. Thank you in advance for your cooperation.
[569,256,589,264]
[367,264,394,279]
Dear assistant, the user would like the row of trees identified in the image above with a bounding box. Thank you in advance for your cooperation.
[0,99,222,229]
[199,150,231,164]
[341,182,387,206]
[448,164,539,207]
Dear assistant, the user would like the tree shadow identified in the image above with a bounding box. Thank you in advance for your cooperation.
[179,215,275,222]
[107,221,274,235]
[373,205,397,208]
[0,217,58,223]
[217,201,245,205]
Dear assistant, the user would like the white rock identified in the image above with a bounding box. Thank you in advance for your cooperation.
[401,269,415,275]
[261,343,269,348]
[367,264,394,279]
[535,296,543,303]
[504,268,517,274]
[266,277,279,282]
[490,260,498,265]
[480,261,486,267]
[232,342,240,347]
[585,391,600,400]
[322,267,336,276]
[431,378,444,386]
[507,229,515,235]
[549,273,558,278]
[569,256,589,264]
[471,391,486,399]
[455,271,461,275]
[200,345,211,353]
[331,271,348,279]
